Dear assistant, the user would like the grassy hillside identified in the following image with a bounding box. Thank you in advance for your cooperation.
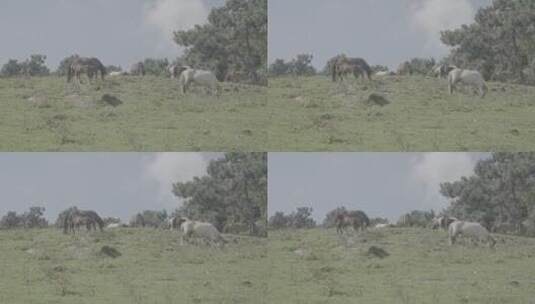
[267,75,535,151]
[0,228,267,303]
[267,228,535,304]
[0,76,267,151]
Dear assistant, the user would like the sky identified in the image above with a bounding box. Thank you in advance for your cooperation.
[0,153,222,222]
[0,0,224,70]
[269,0,492,70]
[268,153,489,223]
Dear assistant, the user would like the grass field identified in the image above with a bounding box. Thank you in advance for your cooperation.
[0,76,267,151]
[267,75,535,151]
[0,228,267,304]
[267,227,535,304]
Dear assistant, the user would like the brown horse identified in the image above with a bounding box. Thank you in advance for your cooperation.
[67,57,106,85]
[63,210,105,234]
[335,210,370,234]
[331,56,372,82]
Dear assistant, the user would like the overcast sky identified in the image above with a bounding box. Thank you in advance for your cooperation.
[269,0,492,70]
[268,153,489,223]
[0,153,221,222]
[0,0,223,69]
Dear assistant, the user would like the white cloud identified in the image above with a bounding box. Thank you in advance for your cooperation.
[144,153,208,209]
[408,0,478,52]
[410,153,478,210]
[143,0,209,53]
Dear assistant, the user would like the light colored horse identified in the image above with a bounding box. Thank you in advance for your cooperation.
[177,217,226,246]
[448,68,488,98]
[178,67,220,95]
[448,220,496,247]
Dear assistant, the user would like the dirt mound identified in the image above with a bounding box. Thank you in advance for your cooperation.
[366,246,389,258]
[99,94,123,107]
[364,93,390,106]
[99,246,122,258]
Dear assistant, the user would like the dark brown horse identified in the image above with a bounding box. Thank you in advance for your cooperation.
[67,57,106,84]
[63,210,105,234]
[335,210,370,234]
[331,56,372,82]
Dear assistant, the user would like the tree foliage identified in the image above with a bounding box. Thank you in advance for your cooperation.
[174,0,267,84]
[268,207,316,229]
[173,153,267,236]
[269,54,316,77]
[142,58,170,76]
[441,152,535,235]
[396,210,435,228]
[441,0,535,84]
[1,55,49,77]
[1,206,48,229]
[130,210,168,228]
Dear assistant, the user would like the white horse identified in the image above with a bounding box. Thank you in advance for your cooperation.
[178,67,220,95]
[448,68,488,98]
[448,220,496,248]
[178,217,226,246]
[106,223,121,229]
[108,71,124,77]
[375,71,395,77]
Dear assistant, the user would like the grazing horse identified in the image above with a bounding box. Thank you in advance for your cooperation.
[177,66,220,95]
[335,210,370,234]
[63,210,105,234]
[67,57,106,85]
[448,68,488,98]
[130,62,145,76]
[332,56,372,82]
[176,217,226,246]
[448,220,496,248]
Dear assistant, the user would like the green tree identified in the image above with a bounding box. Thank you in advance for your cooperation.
[1,59,22,77]
[22,54,50,76]
[0,211,22,229]
[142,58,169,76]
[174,0,267,84]
[268,59,290,76]
[440,153,535,234]
[289,54,316,76]
[173,152,267,236]
[441,0,535,84]
[21,206,47,228]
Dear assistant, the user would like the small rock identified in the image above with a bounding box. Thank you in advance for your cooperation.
[367,246,389,258]
[99,246,121,258]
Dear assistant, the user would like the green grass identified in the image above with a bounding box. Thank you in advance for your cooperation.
[267,75,535,151]
[0,76,267,151]
[267,228,535,303]
[0,228,267,303]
